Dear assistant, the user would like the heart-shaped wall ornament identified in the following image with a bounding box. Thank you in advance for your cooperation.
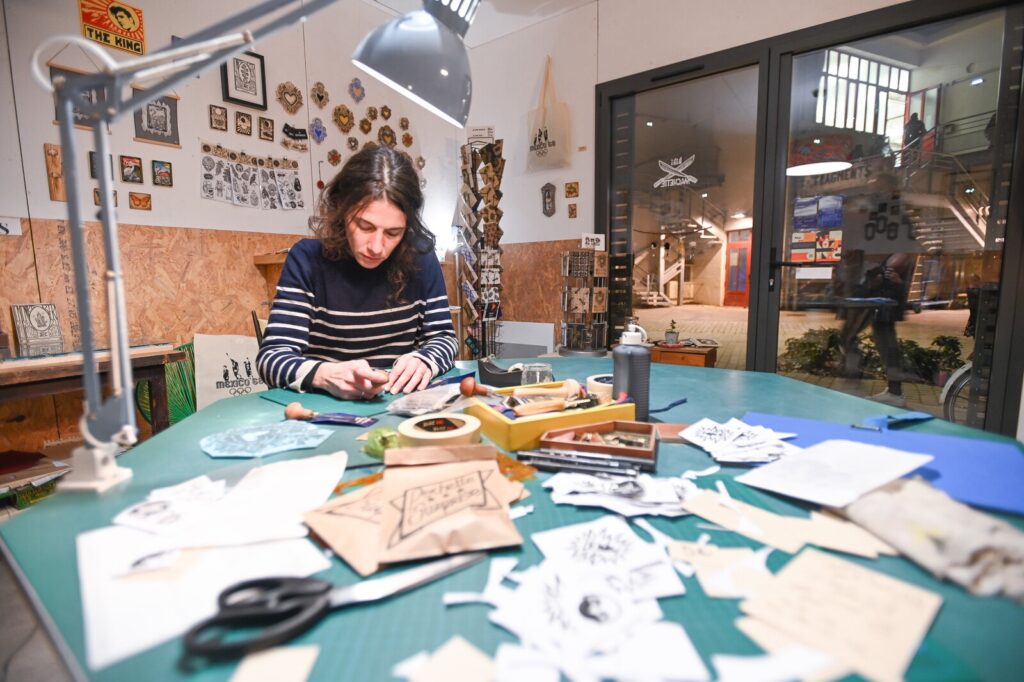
[333,105,354,133]
[310,82,329,109]
[276,82,303,114]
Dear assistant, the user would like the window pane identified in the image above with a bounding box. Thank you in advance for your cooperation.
[877,89,888,132]
[815,75,826,123]
[828,50,839,75]
[859,59,869,82]
[847,82,857,127]
[856,84,867,131]
[838,52,849,78]
[899,69,910,92]
[825,75,837,126]
[849,56,859,79]
[869,61,878,84]
[836,78,847,127]
[879,64,890,87]
[890,68,900,89]
[867,84,877,133]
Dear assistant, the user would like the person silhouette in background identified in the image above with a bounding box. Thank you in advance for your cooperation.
[839,252,915,407]
[902,113,926,168]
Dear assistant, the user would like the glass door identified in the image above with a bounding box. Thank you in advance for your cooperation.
[610,65,760,369]
[772,8,1020,427]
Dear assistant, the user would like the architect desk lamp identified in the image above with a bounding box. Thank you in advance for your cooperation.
[30,0,477,491]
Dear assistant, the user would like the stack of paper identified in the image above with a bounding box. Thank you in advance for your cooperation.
[80,453,348,669]
[542,472,697,517]
[446,517,711,681]
[680,418,801,464]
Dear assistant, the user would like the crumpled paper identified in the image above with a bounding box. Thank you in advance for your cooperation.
[845,477,1024,602]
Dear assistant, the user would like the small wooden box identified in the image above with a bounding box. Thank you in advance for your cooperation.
[539,420,658,471]
[464,382,635,452]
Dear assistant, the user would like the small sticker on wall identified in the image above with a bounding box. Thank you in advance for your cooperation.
[0,216,22,236]
[568,203,578,219]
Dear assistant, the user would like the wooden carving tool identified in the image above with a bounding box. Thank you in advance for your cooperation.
[512,379,581,399]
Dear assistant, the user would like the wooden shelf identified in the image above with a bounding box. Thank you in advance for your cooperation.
[254,252,288,266]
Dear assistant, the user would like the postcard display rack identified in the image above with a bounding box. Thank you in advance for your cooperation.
[558,249,609,356]
[454,139,506,359]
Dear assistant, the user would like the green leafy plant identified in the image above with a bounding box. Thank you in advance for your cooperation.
[777,327,844,374]
[779,329,964,385]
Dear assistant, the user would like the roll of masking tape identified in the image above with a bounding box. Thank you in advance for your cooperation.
[397,413,482,447]
[586,373,615,400]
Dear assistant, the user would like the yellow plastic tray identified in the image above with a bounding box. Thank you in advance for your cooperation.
[464,382,636,452]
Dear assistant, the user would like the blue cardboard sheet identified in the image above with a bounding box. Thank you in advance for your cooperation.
[742,412,1024,516]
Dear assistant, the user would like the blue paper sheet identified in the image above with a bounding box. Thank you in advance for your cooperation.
[742,412,1024,516]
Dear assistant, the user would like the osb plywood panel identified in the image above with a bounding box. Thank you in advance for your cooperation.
[50,389,153,443]
[0,219,42,332]
[30,219,298,349]
[0,397,58,452]
[498,239,577,324]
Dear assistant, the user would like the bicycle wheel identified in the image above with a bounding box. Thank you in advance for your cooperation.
[942,369,972,424]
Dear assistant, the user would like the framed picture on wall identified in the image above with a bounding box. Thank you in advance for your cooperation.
[47,64,104,129]
[209,105,228,131]
[152,160,173,187]
[119,155,143,184]
[221,51,267,110]
[131,88,180,148]
[235,111,252,136]
[88,151,113,180]
[258,116,274,141]
[93,188,118,206]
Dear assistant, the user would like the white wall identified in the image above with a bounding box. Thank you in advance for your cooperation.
[0,2,28,220]
[467,2,598,244]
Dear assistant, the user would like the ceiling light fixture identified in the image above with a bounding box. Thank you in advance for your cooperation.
[353,0,478,127]
[970,77,984,86]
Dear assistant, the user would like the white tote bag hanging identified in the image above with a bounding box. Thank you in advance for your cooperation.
[526,56,571,171]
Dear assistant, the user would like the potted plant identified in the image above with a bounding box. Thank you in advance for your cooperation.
[664,320,680,344]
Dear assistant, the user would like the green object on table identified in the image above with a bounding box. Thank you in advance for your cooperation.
[1,359,1022,681]
[363,426,398,458]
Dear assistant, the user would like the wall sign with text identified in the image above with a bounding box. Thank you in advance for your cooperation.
[80,0,146,56]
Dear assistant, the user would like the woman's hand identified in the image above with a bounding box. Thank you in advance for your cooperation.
[386,354,433,394]
[311,360,389,400]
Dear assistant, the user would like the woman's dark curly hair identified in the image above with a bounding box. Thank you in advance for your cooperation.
[313,143,434,303]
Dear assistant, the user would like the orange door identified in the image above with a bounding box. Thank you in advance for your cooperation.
[724,229,751,307]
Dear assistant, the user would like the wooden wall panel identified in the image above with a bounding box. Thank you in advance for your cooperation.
[0,219,42,337]
[30,219,298,349]
[0,398,58,452]
[499,239,577,325]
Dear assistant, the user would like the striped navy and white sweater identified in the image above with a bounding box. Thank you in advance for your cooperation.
[257,238,457,391]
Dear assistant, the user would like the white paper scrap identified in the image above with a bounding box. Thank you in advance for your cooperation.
[79,527,330,670]
[532,515,685,600]
[586,621,710,682]
[391,651,430,679]
[493,644,560,682]
[230,645,320,682]
[735,439,932,508]
[712,645,835,682]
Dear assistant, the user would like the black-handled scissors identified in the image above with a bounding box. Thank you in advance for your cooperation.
[183,552,486,659]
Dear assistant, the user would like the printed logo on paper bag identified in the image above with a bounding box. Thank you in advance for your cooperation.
[80,0,146,55]
[392,471,499,544]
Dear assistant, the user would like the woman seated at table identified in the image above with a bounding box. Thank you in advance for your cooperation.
[257,144,457,400]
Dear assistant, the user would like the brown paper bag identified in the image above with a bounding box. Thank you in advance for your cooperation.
[304,445,524,576]
[304,483,383,576]
[380,445,524,563]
